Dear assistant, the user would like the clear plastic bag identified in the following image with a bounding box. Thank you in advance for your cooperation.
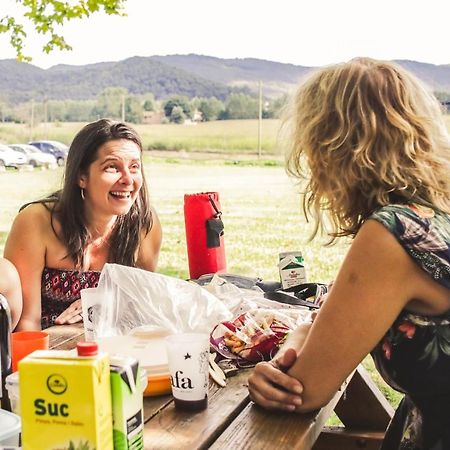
[90,264,233,337]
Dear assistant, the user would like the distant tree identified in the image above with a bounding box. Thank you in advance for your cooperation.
[264,94,289,119]
[198,97,224,121]
[143,99,154,112]
[163,96,192,120]
[0,0,126,62]
[125,96,143,123]
[170,106,186,124]
[190,97,201,111]
[222,93,259,120]
[47,100,65,122]
[92,87,128,119]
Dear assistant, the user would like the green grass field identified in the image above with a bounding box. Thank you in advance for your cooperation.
[1,115,449,155]
[0,120,283,155]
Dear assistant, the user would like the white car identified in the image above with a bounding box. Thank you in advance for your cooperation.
[8,144,57,168]
[0,144,27,168]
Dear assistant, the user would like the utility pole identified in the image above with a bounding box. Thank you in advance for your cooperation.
[43,97,48,138]
[258,80,263,159]
[43,97,48,123]
[30,99,35,141]
[121,94,125,122]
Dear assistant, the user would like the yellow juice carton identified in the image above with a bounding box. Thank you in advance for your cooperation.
[19,342,113,450]
[110,356,144,449]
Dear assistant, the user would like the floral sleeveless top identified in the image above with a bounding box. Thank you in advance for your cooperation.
[41,268,100,329]
[370,204,450,450]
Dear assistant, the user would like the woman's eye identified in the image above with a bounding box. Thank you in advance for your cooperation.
[105,164,119,172]
[130,163,141,172]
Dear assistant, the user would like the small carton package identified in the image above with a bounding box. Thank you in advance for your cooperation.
[110,355,144,449]
[19,342,113,450]
[279,251,307,290]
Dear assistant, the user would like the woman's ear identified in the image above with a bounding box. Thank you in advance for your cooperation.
[78,173,87,189]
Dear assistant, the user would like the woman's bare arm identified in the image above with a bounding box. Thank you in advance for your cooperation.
[4,205,48,330]
[286,220,432,412]
[249,219,448,412]
[137,208,162,271]
[0,258,23,330]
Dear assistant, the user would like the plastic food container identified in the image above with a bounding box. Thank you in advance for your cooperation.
[98,328,172,397]
[142,370,171,397]
[0,409,21,446]
[5,371,20,415]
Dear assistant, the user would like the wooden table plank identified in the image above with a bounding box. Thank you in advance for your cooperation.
[143,395,173,422]
[143,371,250,450]
[312,427,385,450]
[209,384,347,450]
[334,365,394,430]
[47,323,85,349]
[45,326,391,450]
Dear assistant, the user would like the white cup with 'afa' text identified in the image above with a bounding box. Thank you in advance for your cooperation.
[165,333,209,411]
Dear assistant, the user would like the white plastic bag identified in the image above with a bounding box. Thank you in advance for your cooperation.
[90,264,232,337]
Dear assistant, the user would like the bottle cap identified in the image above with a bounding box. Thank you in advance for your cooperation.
[77,342,98,357]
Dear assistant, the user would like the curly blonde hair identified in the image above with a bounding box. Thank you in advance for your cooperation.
[285,57,450,242]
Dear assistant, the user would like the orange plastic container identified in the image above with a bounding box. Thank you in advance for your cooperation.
[143,373,171,397]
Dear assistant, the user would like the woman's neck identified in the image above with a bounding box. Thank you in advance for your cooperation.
[85,215,117,242]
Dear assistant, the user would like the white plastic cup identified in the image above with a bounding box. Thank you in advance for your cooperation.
[5,371,20,415]
[165,333,209,411]
[80,288,103,341]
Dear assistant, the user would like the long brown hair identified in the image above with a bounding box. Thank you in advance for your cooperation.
[285,58,450,242]
[23,119,152,268]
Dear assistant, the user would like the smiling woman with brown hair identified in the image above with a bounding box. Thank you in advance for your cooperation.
[248,58,450,450]
[4,119,162,330]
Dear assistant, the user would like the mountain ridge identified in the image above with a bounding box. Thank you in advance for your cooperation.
[1,54,449,104]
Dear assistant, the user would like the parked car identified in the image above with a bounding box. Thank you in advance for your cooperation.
[0,144,27,168]
[8,144,57,168]
[28,140,69,166]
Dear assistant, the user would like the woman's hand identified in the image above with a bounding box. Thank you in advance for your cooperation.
[248,348,303,412]
[54,299,83,325]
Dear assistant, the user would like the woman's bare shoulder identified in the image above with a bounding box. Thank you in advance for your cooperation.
[16,202,50,219]
[13,203,55,232]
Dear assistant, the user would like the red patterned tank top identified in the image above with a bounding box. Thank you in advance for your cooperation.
[41,267,100,329]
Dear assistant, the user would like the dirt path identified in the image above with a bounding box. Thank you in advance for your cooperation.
[146,149,283,161]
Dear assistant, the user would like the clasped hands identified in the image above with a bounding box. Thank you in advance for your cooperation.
[248,347,304,412]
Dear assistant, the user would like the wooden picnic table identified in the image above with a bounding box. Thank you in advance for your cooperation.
[48,324,395,450]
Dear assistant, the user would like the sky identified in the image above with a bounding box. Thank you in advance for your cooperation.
[1,0,450,69]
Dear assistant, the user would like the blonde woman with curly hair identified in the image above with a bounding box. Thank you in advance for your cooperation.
[248,58,450,450]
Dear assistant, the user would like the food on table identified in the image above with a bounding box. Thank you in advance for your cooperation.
[211,311,293,363]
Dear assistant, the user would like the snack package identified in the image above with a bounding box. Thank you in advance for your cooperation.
[210,308,309,365]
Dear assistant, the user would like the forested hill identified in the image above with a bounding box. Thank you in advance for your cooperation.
[151,54,313,97]
[1,54,449,104]
[152,55,450,96]
[0,56,234,103]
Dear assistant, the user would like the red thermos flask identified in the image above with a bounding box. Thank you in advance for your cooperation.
[184,192,226,279]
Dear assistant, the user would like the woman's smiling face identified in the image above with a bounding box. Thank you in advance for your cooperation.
[79,139,143,218]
